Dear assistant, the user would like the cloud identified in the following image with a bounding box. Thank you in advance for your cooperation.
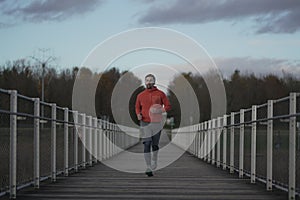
[0,0,103,23]
[214,57,300,78]
[0,22,13,28]
[137,0,300,34]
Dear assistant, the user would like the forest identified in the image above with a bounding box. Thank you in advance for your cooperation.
[0,59,299,128]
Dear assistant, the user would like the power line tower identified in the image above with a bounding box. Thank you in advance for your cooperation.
[30,48,56,127]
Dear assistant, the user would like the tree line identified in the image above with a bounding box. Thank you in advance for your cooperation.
[0,60,142,125]
[1,60,299,128]
[168,70,300,127]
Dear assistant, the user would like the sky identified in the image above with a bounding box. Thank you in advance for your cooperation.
[1,0,300,86]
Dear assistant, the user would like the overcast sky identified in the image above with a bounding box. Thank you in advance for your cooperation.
[1,0,300,81]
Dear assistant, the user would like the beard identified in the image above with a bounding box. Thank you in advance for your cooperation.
[146,83,154,89]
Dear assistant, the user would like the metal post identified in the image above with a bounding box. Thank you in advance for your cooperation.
[112,124,114,156]
[289,93,296,200]
[230,112,234,174]
[198,124,201,158]
[197,125,199,157]
[109,123,112,158]
[99,120,103,161]
[110,123,113,158]
[51,104,56,182]
[211,119,216,165]
[193,125,196,155]
[106,121,109,159]
[239,109,244,178]
[33,98,40,188]
[200,123,204,159]
[87,116,93,166]
[204,121,207,161]
[81,114,86,168]
[64,108,69,176]
[251,105,257,183]
[73,111,78,172]
[9,90,17,199]
[93,117,98,163]
[103,120,107,160]
[115,125,118,155]
[267,100,273,190]
[217,117,221,167]
[223,115,227,170]
[207,120,211,163]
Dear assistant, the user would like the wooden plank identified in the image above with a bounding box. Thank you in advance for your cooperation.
[0,131,287,200]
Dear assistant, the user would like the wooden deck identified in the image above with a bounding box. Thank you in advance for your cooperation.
[1,132,287,200]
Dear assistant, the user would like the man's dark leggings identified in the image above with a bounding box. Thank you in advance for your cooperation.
[140,121,162,167]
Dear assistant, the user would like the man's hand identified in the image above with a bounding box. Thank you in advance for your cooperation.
[137,113,142,120]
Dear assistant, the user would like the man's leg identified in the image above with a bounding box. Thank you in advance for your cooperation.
[143,141,152,167]
[151,131,161,170]
[143,140,153,176]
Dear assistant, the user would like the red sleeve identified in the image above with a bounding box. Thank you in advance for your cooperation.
[135,94,141,115]
[161,92,171,112]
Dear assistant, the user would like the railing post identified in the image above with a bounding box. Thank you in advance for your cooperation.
[112,124,115,156]
[197,124,200,158]
[217,117,221,168]
[64,108,69,176]
[223,115,227,170]
[33,98,40,188]
[199,123,202,159]
[194,125,197,157]
[81,113,86,168]
[9,90,17,199]
[230,112,234,174]
[73,111,78,172]
[208,120,211,163]
[103,120,107,160]
[267,100,273,191]
[198,123,202,159]
[211,119,216,165]
[209,120,213,163]
[114,124,117,155]
[203,122,207,161]
[106,122,109,159]
[51,104,56,182]
[93,117,98,163]
[239,109,244,178]
[109,123,113,158]
[87,116,93,166]
[110,123,113,157]
[99,120,103,161]
[289,93,296,200]
[251,105,257,183]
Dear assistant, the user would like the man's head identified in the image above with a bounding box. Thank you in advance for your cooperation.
[145,74,156,89]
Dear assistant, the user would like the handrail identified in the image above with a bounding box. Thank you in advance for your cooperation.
[0,88,140,199]
[171,92,300,200]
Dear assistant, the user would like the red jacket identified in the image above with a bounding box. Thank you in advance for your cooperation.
[135,87,171,122]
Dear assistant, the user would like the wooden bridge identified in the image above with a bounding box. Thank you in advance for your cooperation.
[0,133,287,200]
[0,89,299,199]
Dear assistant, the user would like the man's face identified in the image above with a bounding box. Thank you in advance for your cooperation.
[145,76,155,89]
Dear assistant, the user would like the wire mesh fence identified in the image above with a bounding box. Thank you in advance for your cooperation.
[0,90,10,193]
[16,96,34,186]
[296,95,300,194]
[256,104,268,181]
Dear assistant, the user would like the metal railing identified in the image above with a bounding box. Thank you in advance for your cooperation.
[172,93,300,200]
[0,88,140,199]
